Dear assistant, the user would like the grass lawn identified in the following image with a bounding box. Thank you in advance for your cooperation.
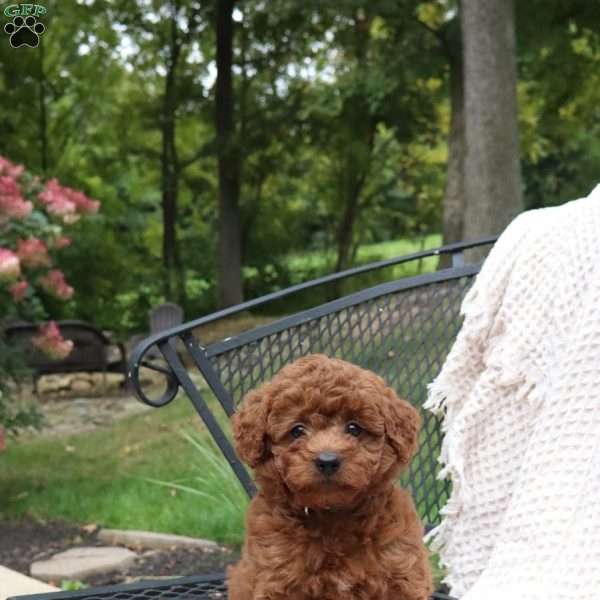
[0,395,249,545]
[0,390,446,585]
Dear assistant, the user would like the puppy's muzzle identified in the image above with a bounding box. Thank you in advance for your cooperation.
[315,452,341,477]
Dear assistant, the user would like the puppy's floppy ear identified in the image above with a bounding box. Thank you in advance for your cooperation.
[231,388,270,468]
[383,388,421,466]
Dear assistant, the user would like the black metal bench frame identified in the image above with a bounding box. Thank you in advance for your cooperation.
[10,237,496,600]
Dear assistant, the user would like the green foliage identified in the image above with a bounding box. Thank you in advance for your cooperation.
[0,0,598,334]
[60,581,88,592]
[516,1,600,207]
[0,342,43,435]
[146,431,249,542]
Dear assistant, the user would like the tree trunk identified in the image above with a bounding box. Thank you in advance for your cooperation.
[215,0,243,308]
[333,11,373,275]
[442,32,465,247]
[161,142,178,302]
[461,0,523,255]
[334,182,361,274]
[438,29,465,270]
[161,13,181,301]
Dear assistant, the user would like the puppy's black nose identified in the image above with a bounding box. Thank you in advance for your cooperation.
[315,452,341,476]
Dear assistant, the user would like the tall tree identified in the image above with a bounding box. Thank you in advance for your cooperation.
[332,9,377,274]
[303,2,440,274]
[114,0,207,304]
[160,0,202,302]
[161,1,185,302]
[440,17,465,246]
[215,0,243,308]
[414,3,465,255]
[461,0,523,242]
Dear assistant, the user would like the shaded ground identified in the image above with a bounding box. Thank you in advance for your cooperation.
[0,519,239,588]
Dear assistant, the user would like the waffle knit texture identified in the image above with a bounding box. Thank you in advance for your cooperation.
[425,184,600,599]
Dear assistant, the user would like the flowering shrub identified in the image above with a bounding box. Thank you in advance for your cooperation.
[0,248,21,280]
[0,155,100,438]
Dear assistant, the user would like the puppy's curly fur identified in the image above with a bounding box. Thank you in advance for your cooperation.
[228,354,433,600]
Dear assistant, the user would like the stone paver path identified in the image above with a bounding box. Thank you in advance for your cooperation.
[31,394,153,438]
[16,369,171,438]
[14,366,212,439]
[31,546,137,581]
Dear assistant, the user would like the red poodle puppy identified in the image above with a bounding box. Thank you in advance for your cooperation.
[228,354,433,600]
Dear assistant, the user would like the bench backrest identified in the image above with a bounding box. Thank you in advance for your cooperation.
[129,238,495,528]
[3,320,110,374]
[149,302,184,334]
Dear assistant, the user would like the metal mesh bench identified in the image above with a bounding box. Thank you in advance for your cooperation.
[10,237,496,600]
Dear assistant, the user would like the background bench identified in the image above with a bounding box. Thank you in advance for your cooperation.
[2,320,127,394]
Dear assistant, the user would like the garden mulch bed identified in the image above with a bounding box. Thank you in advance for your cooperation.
[0,518,240,588]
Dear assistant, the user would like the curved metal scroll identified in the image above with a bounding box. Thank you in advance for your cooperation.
[128,335,180,407]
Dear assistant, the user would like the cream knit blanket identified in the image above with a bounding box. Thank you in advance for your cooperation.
[425,184,600,600]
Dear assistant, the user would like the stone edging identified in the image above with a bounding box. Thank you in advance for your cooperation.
[97,529,219,552]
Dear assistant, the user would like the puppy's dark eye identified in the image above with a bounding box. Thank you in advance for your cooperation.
[345,422,363,437]
[290,424,307,439]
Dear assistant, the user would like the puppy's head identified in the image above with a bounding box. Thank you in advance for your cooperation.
[232,354,420,510]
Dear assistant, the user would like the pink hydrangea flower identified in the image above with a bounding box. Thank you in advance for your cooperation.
[0,176,32,220]
[32,321,74,360]
[0,156,25,179]
[38,269,74,300]
[38,179,100,222]
[16,237,50,268]
[38,178,77,218]
[0,248,21,281]
[9,280,29,302]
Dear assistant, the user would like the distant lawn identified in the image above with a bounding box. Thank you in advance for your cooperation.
[0,395,248,545]
[286,234,442,280]
[256,234,443,315]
